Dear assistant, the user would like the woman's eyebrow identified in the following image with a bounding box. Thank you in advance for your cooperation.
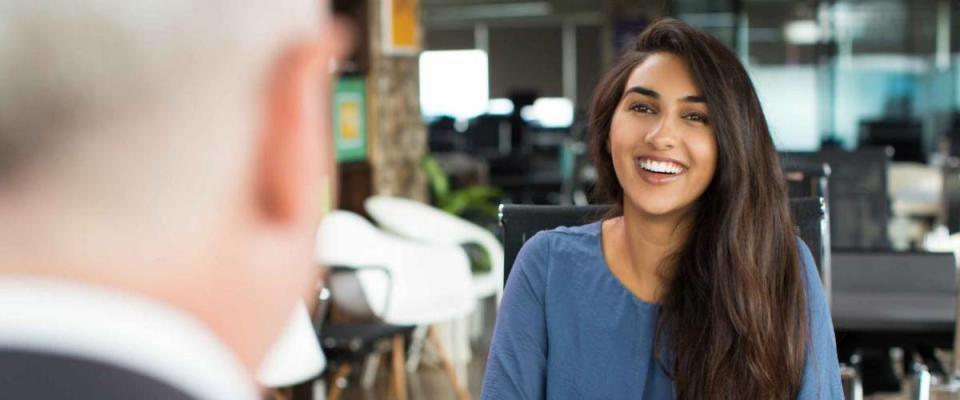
[624,85,659,98]
[624,85,707,104]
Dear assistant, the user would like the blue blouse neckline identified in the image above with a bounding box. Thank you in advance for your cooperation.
[588,220,661,310]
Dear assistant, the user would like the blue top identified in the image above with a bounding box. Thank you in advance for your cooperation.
[481,222,843,399]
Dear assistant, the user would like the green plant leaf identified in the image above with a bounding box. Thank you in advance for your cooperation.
[422,154,502,219]
[422,155,450,202]
[444,191,472,215]
[456,185,501,200]
[442,185,502,217]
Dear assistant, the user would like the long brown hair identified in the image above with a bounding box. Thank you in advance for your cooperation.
[589,19,807,399]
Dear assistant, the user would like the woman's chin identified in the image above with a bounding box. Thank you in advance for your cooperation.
[626,201,689,220]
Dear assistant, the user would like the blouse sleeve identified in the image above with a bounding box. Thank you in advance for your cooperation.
[480,232,551,400]
[796,238,845,399]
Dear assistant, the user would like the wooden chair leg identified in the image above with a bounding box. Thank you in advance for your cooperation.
[292,379,315,400]
[428,326,472,400]
[269,388,291,400]
[391,333,408,400]
[327,364,352,400]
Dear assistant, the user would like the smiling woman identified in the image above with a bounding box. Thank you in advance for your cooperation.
[482,18,843,400]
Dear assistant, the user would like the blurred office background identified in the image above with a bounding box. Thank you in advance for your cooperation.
[301,1,960,399]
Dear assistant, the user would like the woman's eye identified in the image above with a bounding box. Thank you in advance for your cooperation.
[629,103,654,114]
[684,113,709,124]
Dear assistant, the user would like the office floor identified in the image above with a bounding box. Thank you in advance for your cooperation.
[868,390,959,399]
[862,348,959,400]
[338,350,488,399]
[339,299,494,400]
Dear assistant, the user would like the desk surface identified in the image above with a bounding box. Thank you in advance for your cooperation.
[831,292,955,333]
[830,251,957,335]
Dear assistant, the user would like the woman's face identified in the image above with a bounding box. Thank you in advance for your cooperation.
[609,52,717,219]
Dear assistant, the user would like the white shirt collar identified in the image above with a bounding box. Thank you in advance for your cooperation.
[257,302,326,387]
[0,278,259,400]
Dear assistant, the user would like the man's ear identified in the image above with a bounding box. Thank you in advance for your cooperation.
[256,41,333,226]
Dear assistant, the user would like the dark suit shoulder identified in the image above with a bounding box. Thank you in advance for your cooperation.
[0,348,198,400]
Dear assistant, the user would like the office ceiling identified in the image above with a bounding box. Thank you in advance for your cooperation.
[421,0,947,54]
[422,0,604,25]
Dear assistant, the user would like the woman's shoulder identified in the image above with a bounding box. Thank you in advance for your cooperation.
[794,236,831,317]
[794,237,820,281]
[507,220,608,302]
[550,220,603,238]
[512,221,602,272]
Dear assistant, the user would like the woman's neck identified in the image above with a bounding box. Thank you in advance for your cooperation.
[619,202,692,280]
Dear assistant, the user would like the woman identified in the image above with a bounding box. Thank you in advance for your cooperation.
[481,19,842,399]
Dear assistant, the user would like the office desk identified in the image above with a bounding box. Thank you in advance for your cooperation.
[831,250,956,349]
[833,293,954,333]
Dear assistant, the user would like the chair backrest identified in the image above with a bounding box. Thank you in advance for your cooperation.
[791,197,829,281]
[500,198,829,295]
[500,204,608,284]
[943,164,960,233]
[781,159,830,199]
[780,147,892,250]
[318,210,476,325]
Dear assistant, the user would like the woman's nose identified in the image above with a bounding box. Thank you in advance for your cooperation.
[644,118,678,150]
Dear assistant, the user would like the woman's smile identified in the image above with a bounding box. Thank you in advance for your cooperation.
[635,156,687,185]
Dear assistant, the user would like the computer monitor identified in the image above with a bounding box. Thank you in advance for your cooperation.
[859,119,925,163]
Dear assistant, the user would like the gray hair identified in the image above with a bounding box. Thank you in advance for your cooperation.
[0,1,322,180]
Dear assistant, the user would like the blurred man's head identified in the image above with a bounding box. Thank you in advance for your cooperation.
[0,1,342,373]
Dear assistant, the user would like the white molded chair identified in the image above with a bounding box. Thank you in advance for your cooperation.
[363,195,504,304]
[363,196,503,390]
[316,210,475,399]
[317,211,475,325]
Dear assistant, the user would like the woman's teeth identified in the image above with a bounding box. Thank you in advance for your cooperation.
[639,159,683,174]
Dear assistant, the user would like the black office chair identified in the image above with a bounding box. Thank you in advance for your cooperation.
[942,160,960,233]
[781,159,830,199]
[781,162,832,295]
[781,148,892,250]
[499,197,829,291]
[500,204,607,282]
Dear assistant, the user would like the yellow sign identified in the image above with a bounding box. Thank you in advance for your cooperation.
[339,102,359,140]
[384,0,419,54]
